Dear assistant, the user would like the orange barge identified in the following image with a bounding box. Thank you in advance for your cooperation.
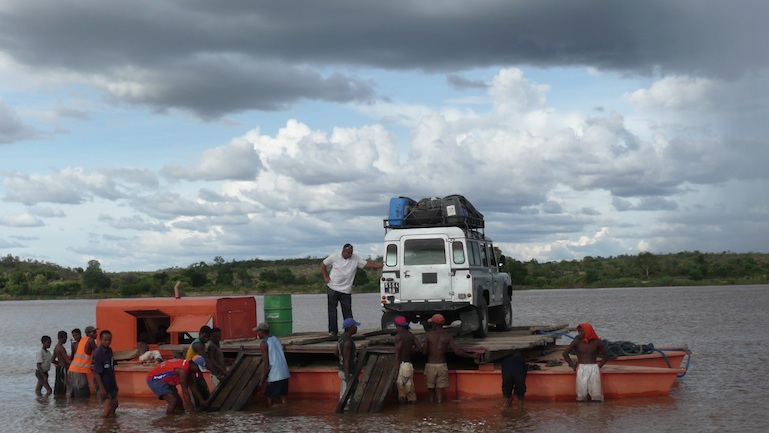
[94,296,687,402]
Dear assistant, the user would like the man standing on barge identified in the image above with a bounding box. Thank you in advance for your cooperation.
[321,243,382,336]
[562,322,609,402]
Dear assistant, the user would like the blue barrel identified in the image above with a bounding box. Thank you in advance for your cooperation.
[388,197,410,226]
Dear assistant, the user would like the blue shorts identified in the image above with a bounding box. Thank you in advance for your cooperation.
[265,378,289,399]
[93,378,118,402]
[147,379,178,400]
[35,370,49,385]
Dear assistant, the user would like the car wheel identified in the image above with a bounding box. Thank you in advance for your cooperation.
[472,297,489,338]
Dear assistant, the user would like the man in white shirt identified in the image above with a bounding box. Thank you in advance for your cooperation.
[321,243,382,336]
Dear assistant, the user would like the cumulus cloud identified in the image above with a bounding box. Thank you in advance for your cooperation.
[0,237,25,248]
[163,139,263,181]
[2,168,125,205]
[447,74,487,90]
[0,213,43,227]
[0,99,40,144]
[28,206,66,218]
[98,214,169,232]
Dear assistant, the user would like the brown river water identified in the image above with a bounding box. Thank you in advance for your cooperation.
[2,285,768,432]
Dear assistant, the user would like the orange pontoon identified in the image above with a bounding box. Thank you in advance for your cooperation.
[96,296,256,352]
[95,296,256,397]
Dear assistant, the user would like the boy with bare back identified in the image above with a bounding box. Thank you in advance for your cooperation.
[394,316,422,403]
[421,314,478,403]
[562,322,609,402]
[52,331,70,396]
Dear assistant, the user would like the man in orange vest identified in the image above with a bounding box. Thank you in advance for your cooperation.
[68,325,98,398]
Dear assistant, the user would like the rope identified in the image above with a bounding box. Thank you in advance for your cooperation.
[603,340,655,358]
[534,331,574,339]
[541,331,692,376]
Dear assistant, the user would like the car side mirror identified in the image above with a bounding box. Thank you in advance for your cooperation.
[498,255,506,268]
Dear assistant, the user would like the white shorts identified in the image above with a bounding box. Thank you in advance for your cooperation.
[576,363,603,402]
[397,362,416,402]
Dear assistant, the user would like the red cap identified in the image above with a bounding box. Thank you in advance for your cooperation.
[394,316,409,327]
[428,314,445,325]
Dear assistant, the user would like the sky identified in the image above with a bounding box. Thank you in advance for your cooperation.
[1,0,768,272]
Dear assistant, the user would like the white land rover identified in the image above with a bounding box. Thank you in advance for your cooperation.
[379,197,513,337]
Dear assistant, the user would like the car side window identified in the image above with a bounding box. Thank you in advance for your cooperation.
[452,241,465,264]
[386,244,398,267]
[479,242,489,267]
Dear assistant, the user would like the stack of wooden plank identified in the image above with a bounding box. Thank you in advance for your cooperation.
[207,352,263,411]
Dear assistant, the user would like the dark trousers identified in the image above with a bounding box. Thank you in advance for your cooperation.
[501,355,527,400]
[54,365,67,396]
[327,287,352,334]
[193,375,210,408]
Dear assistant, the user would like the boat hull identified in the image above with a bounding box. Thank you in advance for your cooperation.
[542,345,689,370]
[115,363,682,401]
[607,350,688,370]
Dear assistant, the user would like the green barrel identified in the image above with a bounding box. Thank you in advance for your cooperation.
[264,294,293,336]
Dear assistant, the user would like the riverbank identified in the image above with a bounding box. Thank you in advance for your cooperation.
[3,251,768,300]
[4,280,769,301]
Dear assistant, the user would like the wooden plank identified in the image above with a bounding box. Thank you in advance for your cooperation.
[349,352,378,412]
[371,354,398,413]
[207,351,249,411]
[207,349,248,409]
[355,354,382,412]
[335,346,368,413]
[221,357,259,411]
[227,357,263,411]
[215,356,255,411]
[362,354,393,413]
[210,354,264,412]
[220,356,263,411]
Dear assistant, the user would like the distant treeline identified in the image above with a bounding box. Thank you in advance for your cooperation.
[1,251,768,299]
[502,251,769,289]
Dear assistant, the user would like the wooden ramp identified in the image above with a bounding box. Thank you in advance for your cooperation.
[206,351,263,412]
[335,349,398,414]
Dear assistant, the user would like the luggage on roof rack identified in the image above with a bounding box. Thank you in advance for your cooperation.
[384,194,484,230]
[387,197,418,227]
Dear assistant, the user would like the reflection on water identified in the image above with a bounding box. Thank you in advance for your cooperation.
[13,396,684,433]
[2,286,769,432]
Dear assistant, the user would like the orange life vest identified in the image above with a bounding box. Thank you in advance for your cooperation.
[69,337,94,374]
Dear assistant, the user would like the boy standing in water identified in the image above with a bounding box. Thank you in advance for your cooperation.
[501,351,527,407]
[393,316,422,403]
[35,335,53,395]
[52,331,71,396]
[562,322,609,402]
[336,317,360,400]
[93,330,119,417]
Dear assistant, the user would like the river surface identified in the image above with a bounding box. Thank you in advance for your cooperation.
[2,285,768,432]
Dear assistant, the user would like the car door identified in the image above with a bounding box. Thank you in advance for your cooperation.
[399,234,452,301]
